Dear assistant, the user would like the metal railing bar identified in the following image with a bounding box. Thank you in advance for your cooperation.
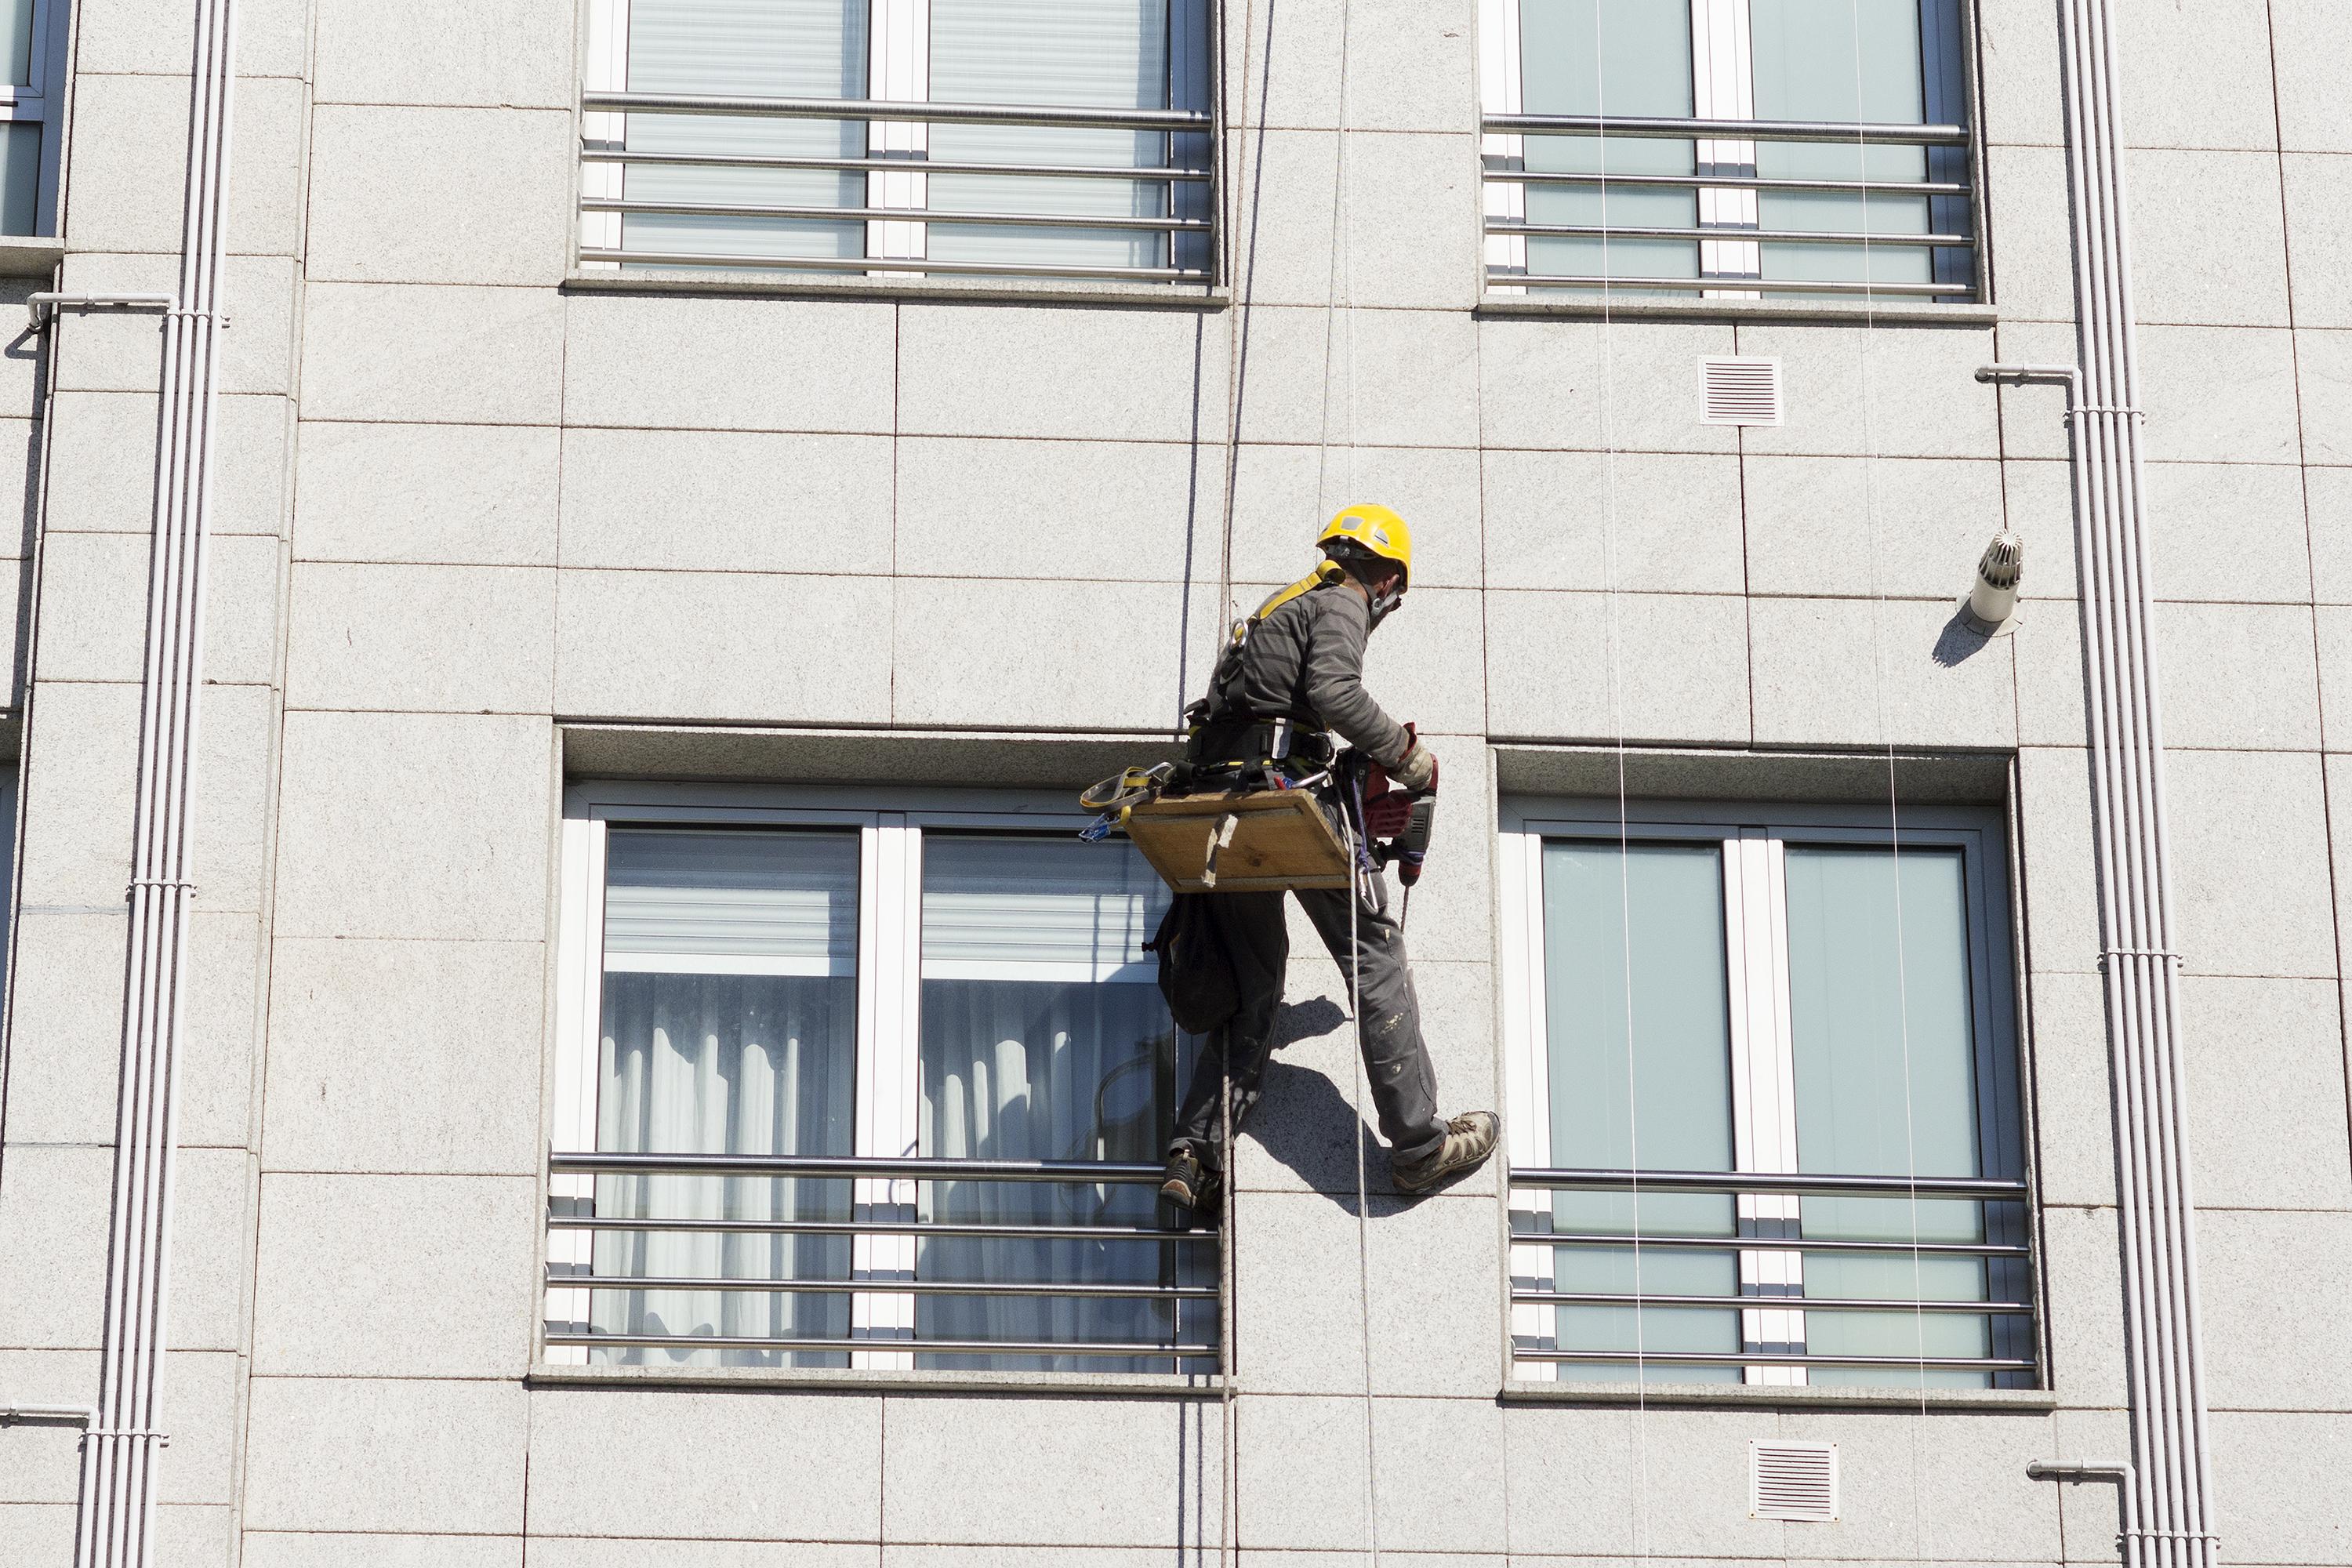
[549,1215,1212,1243]
[579,246,1209,283]
[548,1330,1219,1359]
[1483,168,1969,196]
[1510,1348,2036,1370]
[583,91,1210,132]
[583,147,1213,181]
[1509,1167,2028,1199]
[553,1152,1168,1181]
[546,1271,1215,1300]
[1490,272,1974,296]
[1509,1229,2028,1258]
[1513,1290,2033,1315]
[1486,220,1973,247]
[1483,112,1967,144]
[582,196,1209,233]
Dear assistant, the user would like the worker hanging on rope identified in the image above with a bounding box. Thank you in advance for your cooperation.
[1149,506,1499,1214]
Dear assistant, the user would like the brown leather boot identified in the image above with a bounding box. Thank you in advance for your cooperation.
[1392,1111,1499,1194]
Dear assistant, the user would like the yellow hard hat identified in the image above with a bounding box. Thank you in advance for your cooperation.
[1316,503,1413,589]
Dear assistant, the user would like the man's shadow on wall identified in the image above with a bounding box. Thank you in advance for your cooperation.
[1234,996,1388,1211]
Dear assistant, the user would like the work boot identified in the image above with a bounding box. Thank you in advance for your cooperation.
[1391,1111,1499,1194]
[1160,1147,1223,1214]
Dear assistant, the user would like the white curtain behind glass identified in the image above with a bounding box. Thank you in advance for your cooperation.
[1784,845,1995,1387]
[593,828,859,1369]
[926,0,1171,272]
[916,835,1208,1372]
[622,0,869,265]
[1541,840,1741,1382]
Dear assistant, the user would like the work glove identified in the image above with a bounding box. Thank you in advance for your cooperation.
[1390,738,1436,794]
[1363,789,1417,839]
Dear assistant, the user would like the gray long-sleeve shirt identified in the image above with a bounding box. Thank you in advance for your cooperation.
[1211,581,1410,765]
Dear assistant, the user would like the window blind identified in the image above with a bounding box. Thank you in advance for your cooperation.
[926,0,1170,271]
[622,0,869,263]
[921,835,1168,983]
[604,828,859,975]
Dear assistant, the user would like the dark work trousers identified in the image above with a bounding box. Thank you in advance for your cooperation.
[1167,864,1449,1172]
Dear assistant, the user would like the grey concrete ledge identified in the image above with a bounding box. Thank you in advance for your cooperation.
[528,1362,1225,1399]
[1492,742,2013,806]
[564,267,1229,312]
[1501,1380,2059,1413]
[1476,293,2000,329]
[563,720,1183,789]
[0,237,63,278]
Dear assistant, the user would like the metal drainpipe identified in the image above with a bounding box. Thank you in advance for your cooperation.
[67,0,240,1558]
[1987,0,2220,1564]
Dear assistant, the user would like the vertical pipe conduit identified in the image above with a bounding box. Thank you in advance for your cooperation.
[74,0,238,1559]
[2049,1,2218,1563]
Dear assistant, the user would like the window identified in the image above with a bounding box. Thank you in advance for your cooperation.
[0,0,67,235]
[1498,802,2035,1390]
[578,0,1215,288]
[1479,0,1980,303]
[543,787,1218,1377]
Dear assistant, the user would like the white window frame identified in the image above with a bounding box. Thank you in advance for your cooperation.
[1497,797,2033,1388]
[543,779,1189,1373]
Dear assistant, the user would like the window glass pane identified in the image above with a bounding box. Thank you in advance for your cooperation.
[1785,844,1994,1387]
[591,829,860,1369]
[620,0,868,266]
[0,0,31,86]
[0,123,38,237]
[1539,839,1739,1381]
[926,0,1171,273]
[1751,0,1947,296]
[1519,0,1697,288]
[916,835,1207,1372]
[1787,845,1979,1178]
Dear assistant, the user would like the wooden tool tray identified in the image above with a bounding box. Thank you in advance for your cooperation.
[1124,788,1353,893]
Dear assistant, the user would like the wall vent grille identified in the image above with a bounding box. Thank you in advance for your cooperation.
[1751,1440,1838,1522]
[1701,356,1784,426]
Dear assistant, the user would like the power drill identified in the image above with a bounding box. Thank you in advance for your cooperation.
[1359,724,1439,887]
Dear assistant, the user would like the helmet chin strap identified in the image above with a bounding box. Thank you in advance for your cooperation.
[1364,583,1403,628]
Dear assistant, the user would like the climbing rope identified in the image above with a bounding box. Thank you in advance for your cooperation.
[1212,0,1264,1558]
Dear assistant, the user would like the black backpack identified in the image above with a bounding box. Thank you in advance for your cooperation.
[1143,894,1237,1035]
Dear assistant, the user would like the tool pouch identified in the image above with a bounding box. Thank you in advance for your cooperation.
[1143,894,1239,1035]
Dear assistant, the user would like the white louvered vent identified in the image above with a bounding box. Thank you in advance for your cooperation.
[1750,1440,1838,1522]
[1701,356,1784,426]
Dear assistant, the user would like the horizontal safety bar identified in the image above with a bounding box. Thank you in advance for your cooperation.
[1483,112,1968,144]
[1511,1347,2035,1370]
[583,196,1210,233]
[585,91,1210,131]
[583,147,1214,181]
[579,245,1209,283]
[549,1330,1217,1359]
[1509,1167,2029,1199]
[1514,1290,2033,1315]
[1490,271,1975,296]
[553,1152,1167,1181]
[1487,220,1973,247]
[1483,167,1969,196]
[1511,1229,2028,1258]
[550,1214,1212,1243]
[547,1270,1214,1300]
